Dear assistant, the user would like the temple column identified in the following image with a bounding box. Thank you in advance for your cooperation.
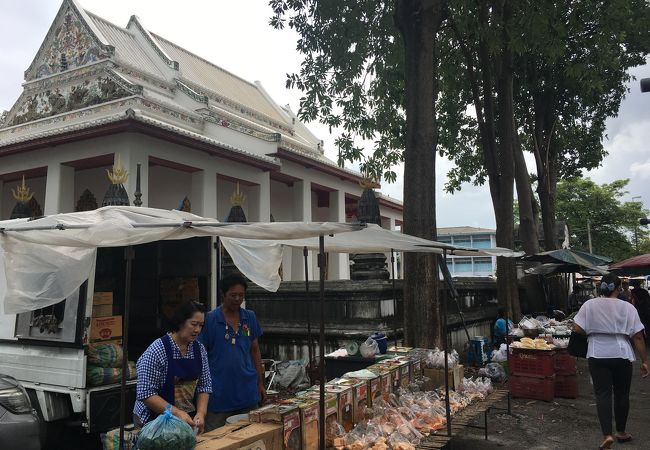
[44,163,74,215]
[191,169,217,218]
[248,172,271,222]
[328,189,349,280]
[291,180,312,280]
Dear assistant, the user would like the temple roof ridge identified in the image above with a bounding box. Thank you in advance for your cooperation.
[151,32,260,90]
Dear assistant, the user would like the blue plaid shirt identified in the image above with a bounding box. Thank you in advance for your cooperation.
[133,334,212,424]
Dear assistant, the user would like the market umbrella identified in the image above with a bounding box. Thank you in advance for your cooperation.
[522,248,612,273]
[609,253,650,275]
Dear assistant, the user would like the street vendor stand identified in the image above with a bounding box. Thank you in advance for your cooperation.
[0,206,520,449]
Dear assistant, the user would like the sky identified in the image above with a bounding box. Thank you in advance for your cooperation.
[1,0,649,229]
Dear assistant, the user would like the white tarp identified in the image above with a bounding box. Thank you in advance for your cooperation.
[231,223,520,257]
[0,206,360,314]
[0,206,520,314]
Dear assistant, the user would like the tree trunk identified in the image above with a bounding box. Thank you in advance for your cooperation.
[488,0,521,320]
[396,0,445,348]
[514,134,540,255]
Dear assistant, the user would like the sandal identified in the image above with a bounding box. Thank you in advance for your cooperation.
[599,436,615,449]
[616,433,633,443]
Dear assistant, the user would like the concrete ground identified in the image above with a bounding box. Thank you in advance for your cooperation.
[451,353,650,450]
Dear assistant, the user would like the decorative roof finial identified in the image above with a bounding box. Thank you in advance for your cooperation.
[11,176,35,203]
[106,154,129,185]
[359,172,379,190]
[230,182,246,206]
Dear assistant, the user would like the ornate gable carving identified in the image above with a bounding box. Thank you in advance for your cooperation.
[26,1,113,81]
[8,71,139,127]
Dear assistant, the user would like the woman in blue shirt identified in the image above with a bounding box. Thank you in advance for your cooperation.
[493,307,513,347]
[200,274,266,432]
[134,301,212,433]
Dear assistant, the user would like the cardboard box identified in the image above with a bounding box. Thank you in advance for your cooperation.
[296,398,319,450]
[323,384,353,433]
[422,364,464,391]
[196,422,283,450]
[329,378,368,425]
[296,391,338,447]
[92,292,113,306]
[90,315,122,341]
[248,404,301,450]
[367,366,392,401]
[91,304,113,318]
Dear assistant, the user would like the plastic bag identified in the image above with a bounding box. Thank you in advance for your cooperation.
[360,337,379,358]
[491,344,508,362]
[478,363,506,382]
[101,426,139,450]
[135,405,195,450]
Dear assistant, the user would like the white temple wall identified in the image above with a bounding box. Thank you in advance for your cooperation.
[148,165,192,210]
[74,166,113,209]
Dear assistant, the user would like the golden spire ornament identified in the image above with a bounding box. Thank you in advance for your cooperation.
[106,154,129,185]
[11,176,35,203]
[230,182,246,206]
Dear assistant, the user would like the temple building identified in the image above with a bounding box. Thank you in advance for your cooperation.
[0,0,403,281]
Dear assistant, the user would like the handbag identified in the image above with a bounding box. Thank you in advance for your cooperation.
[567,331,588,358]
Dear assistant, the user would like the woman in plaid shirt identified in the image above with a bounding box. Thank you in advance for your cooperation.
[133,301,212,433]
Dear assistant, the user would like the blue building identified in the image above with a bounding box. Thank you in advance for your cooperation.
[437,227,497,277]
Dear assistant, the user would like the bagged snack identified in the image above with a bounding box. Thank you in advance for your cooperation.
[87,341,123,368]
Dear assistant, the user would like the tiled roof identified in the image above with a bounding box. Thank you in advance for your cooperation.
[151,34,289,125]
[85,12,165,79]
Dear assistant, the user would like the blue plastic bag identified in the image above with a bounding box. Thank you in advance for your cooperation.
[136,405,196,450]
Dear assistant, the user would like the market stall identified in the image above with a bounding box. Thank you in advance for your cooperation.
[0,206,520,449]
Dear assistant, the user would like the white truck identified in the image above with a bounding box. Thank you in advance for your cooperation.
[0,237,213,440]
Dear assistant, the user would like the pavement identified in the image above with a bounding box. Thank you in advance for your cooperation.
[451,352,650,450]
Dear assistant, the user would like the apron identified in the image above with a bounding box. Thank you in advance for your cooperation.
[160,334,203,414]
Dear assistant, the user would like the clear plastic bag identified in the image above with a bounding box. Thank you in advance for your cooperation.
[135,405,195,450]
[478,363,506,382]
[360,337,380,358]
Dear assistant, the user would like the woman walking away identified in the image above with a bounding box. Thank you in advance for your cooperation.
[574,274,649,449]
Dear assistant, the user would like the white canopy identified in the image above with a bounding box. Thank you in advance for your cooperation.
[0,206,519,314]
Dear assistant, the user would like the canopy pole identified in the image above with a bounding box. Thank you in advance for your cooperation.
[304,246,314,373]
[119,245,135,450]
[391,249,398,349]
[318,236,326,450]
[442,250,452,438]
[505,259,512,415]
[215,237,222,307]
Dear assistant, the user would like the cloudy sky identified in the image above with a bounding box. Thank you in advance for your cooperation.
[1,0,649,228]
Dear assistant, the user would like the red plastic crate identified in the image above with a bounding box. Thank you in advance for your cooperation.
[509,348,556,378]
[554,349,577,376]
[554,374,578,398]
[510,374,555,402]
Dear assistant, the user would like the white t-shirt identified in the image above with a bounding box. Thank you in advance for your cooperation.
[574,297,645,361]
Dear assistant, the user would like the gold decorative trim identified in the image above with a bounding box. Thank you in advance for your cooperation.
[106,154,128,184]
[12,176,35,203]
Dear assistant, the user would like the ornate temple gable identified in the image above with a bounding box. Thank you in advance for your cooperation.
[126,16,179,71]
[25,0,115,81]
[6,69,141,127]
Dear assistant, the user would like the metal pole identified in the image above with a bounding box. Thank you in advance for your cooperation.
[587,220,593,254]
[304,246,313,372]
[442,251,452,438]
[318,236,326,450]
[215,237,222,307]
[119,246,135,449]
[391,249,398,349]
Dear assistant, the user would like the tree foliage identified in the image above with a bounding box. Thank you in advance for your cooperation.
[556,178,649,261]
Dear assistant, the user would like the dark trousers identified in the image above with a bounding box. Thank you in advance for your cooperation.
[588,358,633,436]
